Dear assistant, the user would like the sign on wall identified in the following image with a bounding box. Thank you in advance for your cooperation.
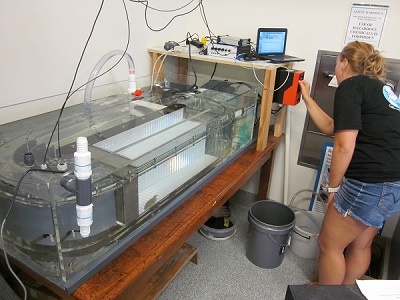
[344,3,389,48]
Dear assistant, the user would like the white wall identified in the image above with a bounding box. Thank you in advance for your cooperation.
[1,0,399,205]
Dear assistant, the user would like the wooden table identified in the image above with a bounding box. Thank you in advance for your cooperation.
[71,134,283,300]
[148,47,292,151]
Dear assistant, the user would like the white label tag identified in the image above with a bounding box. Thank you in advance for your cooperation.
[328,76,339,88]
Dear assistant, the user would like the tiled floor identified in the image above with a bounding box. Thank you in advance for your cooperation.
[159,190,317,300]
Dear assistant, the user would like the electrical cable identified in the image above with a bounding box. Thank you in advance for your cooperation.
[54,0,105,162]
[223,81,255,90]
[271,105,284,115]
[199,1,232,58]
[199,1,217,41]
[147,48,175,96]
[181,32,200,44]
[43,0,130,167]
[210,63,217,80]
[130,0,196,12]
[43,0,105,166]
[254,93,262,125]
[248,64,291,91]
[137,0,202,32]
[186,32,198,91]
[0,168,64,300]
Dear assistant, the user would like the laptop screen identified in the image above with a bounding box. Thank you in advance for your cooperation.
[256,28,287,56]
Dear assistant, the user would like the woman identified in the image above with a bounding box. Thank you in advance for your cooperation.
[299,41,400,285]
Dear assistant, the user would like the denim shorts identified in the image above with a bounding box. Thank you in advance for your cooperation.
[334,178,400,228]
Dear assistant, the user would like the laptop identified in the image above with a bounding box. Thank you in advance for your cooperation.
[256,28,304,63]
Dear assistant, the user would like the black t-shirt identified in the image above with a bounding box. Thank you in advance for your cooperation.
[334,75,400,182]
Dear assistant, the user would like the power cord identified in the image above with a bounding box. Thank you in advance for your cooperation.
[245,63,291,92]
[199,1,217,40]
[43,0,130,168]
[209,63,217,80]
[133,0,203,32]
[186,32,201,91]
[130,0,196,12]
[271,105,284,115]
[148,48,175,96]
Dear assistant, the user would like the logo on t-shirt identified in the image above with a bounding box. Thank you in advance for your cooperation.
[383,85,400,111]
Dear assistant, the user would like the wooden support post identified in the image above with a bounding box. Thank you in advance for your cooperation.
[177,57,188,75]
[274,105,287,137]
[257,152,273,200]
[256,67,278,151]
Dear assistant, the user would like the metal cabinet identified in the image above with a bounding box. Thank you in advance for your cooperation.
[298,50,400,169]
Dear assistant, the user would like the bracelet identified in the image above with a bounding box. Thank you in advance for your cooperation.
[327,186,340,193]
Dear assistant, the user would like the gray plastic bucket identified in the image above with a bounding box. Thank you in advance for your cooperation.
[246,200,295,269]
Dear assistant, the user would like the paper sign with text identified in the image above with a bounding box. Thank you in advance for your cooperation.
[344,3,389,48]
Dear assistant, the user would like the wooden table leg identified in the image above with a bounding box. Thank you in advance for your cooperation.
[177,57,188,75]
[257,150,274,200]
[256,67,277,151]
[274,105,287,137]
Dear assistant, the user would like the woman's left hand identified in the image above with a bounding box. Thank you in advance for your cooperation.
[326,193,335,209]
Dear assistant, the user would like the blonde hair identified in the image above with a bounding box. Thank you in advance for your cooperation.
[340,41,386,80]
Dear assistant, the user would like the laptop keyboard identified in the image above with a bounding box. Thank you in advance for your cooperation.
[272,55,295,60]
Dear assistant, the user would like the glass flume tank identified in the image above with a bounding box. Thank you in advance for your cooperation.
[0,73,258,293]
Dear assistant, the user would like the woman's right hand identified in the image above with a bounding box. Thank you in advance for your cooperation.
[299,80,311,101]
[298,79,334,135]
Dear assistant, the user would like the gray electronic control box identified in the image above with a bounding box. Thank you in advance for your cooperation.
[217,35,251,47]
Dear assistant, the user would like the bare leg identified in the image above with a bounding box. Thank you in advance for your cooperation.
[342,226,378,285]
[317,204,368,285]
